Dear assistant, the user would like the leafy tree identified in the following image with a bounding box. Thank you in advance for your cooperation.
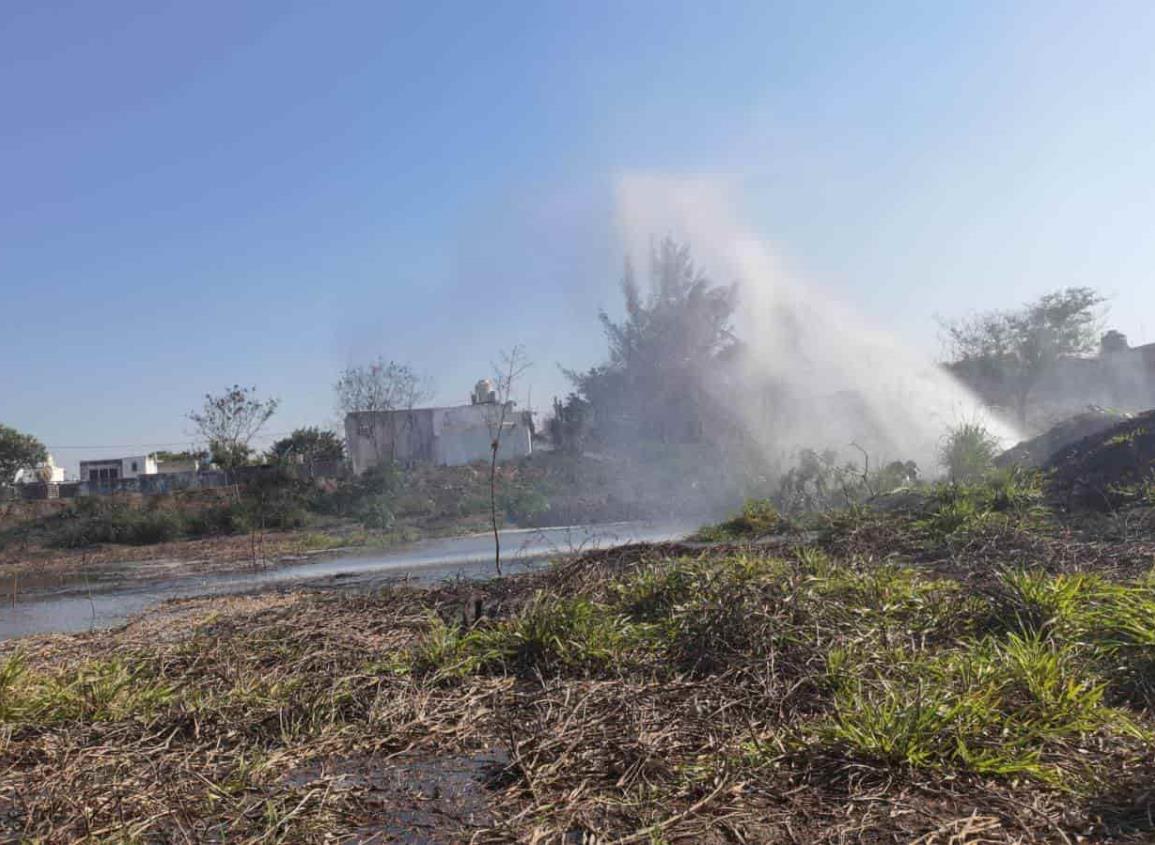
[944,287,1105,425]
[188,386,279,472]
[547,393,591,454]
[0,424,47,487]
[566,237,737,446]
[267,427,345,464]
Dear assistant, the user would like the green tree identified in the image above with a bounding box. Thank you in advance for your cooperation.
[944,287,1105,425]
[566,237,737,446]
[0,424,48,488]
[267,427,345,464]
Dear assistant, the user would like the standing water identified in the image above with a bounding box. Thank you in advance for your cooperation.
[0,523,685,641]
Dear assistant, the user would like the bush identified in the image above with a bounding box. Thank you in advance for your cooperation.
[48,501,185,547]
[123,509,184,544]
[940,422,1001,484]
[356,495,395,531]
[499,482,551,524]
[311,464,399,519]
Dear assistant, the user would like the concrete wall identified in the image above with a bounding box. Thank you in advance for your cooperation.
[345,404,533,473]
[432,405,532,466]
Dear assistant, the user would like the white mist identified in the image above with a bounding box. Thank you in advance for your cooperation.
[615,174,1019,476]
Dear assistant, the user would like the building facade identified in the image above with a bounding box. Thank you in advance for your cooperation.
[345,401,533,474]
[13,454,66,485]
[78,455,158,485]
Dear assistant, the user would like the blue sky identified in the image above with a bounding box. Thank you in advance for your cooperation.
[4,1,1155,472]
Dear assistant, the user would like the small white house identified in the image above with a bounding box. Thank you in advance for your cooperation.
[79,455,158,484]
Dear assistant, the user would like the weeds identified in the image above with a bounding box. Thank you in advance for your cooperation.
[818,632,1140,785]
[8,493,1155,843]
[940,422,1001,484]
[915,468,1046,545]
[692,499,780,542]
[0,655,173,724]
[414,593,646,679]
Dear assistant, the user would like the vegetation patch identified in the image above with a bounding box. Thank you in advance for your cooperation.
[5,486,1155,842]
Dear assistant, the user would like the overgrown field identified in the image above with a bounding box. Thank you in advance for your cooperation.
[3,472,1155,842]
[0,455,658,573]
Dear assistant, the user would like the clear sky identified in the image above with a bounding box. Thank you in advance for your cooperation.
[4,1,1155,472]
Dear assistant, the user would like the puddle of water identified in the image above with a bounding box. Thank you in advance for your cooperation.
[0,523,685,641]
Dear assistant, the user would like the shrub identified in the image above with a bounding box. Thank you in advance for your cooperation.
[48,501,185,547]
[499,483,551,524]
[356,495,395,531]
[940,422,1001,484]
[311,464,400,519]
[122,508,184,544]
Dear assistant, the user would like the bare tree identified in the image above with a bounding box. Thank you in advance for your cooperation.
[335,359,431,464]
[485,345,532,575]
[188,385,279,480]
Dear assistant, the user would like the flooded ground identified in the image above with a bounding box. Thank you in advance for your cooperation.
[0,522,684,640]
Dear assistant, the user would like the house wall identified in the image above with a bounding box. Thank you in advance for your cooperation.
[345,409,436,474]
[432,405,532,466]
[345,404,533,473]
[79,455,158,484]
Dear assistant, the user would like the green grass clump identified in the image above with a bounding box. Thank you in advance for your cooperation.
[940,422,1001,484]
[413,593,646,679]
[819,632,1141,784]
[0,652,174,724]
[996,569,1155,706]
[802,562,978,646]
[693,499,781,542]
[916,468,1045,545]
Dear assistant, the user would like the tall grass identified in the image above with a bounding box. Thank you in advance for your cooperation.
[940,422,1002,484]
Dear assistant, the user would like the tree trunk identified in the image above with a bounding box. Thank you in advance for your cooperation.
[490,441,501,575]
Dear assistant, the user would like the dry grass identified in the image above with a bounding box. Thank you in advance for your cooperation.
[4,486,1155,843]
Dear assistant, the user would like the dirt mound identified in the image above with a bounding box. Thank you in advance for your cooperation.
[1043,409,1155,506]
[997,407,1131,469]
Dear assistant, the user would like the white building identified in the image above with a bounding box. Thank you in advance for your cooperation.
[13,454,66,484]
[79,455,158,484]
[345,381,534,474]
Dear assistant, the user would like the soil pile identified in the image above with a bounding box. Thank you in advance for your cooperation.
[1043,409,1155,506]
[997,407,1131,469]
